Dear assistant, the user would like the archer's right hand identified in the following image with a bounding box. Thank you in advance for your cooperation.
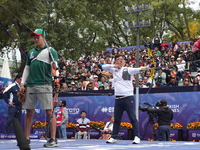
[20,86,25,94]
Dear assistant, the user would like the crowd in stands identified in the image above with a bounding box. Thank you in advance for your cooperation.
[56,35,200,91]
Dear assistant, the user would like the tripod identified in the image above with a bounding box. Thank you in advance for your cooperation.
[142,113,157,140]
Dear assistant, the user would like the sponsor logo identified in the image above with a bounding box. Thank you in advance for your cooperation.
[192,133,197,138]
[101,107,114,113]
[168,105,180,113]
[170,133,175,137]
[67,108,80,114]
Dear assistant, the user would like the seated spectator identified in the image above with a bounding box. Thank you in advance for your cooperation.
[98,76,108,89]
[166,77,178,87]
[95,69,102,81]
[70,64,78,76]
[58,56,67,69]
[98,84,105,90]
[87,82,98,90]
[71,82,77,91]
[186,50,197,72]
[138,78,147,88]
[176,58,185,80]
[163,66,170,81]
[192,77,199,86]
[60,83,68,92]
[182,78,191,86]
[91,75,99,88]
[100,115,114,139]
[161,40,169,50]
[159,60,167,70]
[76,110,90,139]
[182,69,192,81]
[143,76,152,88]
[196,70,200,81]
[154,68,166,87]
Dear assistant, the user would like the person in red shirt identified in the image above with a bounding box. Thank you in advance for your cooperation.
[161,40,169,49]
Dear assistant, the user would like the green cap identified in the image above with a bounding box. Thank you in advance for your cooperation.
[99,84,104,87]
[30,29,46,37]
[164,54,168,57]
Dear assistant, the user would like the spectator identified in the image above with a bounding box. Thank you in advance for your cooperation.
[95,69,102,81]
[101,115,114,139]
[98,84,105,90]
[182,69,192,81]
[160,40,169,50]
[76,110,90,139]
[152,34,162,49]
[192,77,199,86]
[163,66,171,84]
[98,76,108,89]
[166,77,178,87]
[143,76,152,87]
[91,75,99,88]
[71,82,77,91]
[58,56,66,69]
[154,68,166,87]
[100,58,106,66]
[144,37,153,49]
[60,83,68,92]
[182,78,191,86]
[87,82,98,90]
[70,64,78,76]
[56,100,68,139]
[186,50,197,71]
[138,78,147,88]
[176,58,185,80]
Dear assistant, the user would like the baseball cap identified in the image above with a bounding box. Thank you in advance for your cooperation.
[30,29,46,37]
[93,75,98,78]
[171,56,175,58]
[160,100,167,106]
[164,54,168,57]
[99,84,104,87]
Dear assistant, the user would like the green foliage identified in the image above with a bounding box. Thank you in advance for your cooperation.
[0,0,199,73]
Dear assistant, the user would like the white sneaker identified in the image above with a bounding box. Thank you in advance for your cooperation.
[132,136,140,144]
[106,137,117,144]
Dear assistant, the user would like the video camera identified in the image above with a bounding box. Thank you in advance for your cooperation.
[139,102,156,112]
[139,102,158,124]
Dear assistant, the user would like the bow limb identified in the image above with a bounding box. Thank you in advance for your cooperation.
[42,30,59,107]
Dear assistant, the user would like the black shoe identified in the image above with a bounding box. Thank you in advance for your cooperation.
[17,139,31,146]
[43,138,58,147]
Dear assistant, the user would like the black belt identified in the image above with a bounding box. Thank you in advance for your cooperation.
[115,95,131,100]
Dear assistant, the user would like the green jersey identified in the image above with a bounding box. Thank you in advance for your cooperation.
[26,45,58,86]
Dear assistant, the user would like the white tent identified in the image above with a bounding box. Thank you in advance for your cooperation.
[1,56,11,79]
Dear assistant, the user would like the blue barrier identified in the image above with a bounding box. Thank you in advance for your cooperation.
[0,86,199,140]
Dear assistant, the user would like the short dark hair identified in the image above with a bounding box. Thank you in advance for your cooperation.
[80,110,87,114]
[15,73,22,81]
[60,100,66,107]
[114,54,123,60]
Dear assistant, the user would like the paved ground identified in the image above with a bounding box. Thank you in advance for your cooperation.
[1,139,200,150]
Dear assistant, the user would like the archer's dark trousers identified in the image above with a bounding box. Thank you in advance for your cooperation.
[111,96,140,139]
[5,106,22,134]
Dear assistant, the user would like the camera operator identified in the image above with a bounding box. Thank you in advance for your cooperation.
[147,100,173,141]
